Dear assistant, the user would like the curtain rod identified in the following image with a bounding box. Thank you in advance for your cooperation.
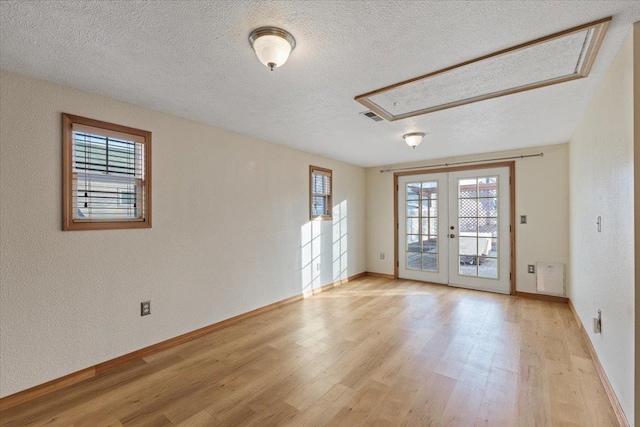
[379,152,544,173]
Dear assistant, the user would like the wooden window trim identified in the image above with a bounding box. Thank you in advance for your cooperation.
[62,113,152,231]
[309,166,332,221]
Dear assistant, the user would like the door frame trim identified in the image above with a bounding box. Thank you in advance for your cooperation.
[393,161,516,295]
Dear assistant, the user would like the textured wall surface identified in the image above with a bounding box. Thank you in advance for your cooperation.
[365,143,569,294]
[0,71,366,398]
[569,30,635,423]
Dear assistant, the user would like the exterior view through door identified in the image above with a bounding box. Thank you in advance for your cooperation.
[397,166,511,294]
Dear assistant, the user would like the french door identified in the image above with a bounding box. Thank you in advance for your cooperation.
[397,166,511,294]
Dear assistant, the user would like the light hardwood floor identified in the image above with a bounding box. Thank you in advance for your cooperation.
[0,277,618,426]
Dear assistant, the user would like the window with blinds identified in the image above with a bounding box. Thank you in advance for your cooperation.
[310,166,332,220]
[62,114,151,230]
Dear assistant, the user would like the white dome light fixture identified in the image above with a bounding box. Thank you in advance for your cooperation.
[403,132,425,149]
[249,27,296,71]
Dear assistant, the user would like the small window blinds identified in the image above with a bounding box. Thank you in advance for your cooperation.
[310,166,332,220]
[72,123,145,221]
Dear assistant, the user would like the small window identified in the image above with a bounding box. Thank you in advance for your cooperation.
[62,114,151,230]
[310,166,332,220]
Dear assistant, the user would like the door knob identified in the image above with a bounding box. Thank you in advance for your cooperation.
[450,234,455,238]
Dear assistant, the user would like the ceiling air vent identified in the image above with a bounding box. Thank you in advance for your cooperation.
[361,110,383,122]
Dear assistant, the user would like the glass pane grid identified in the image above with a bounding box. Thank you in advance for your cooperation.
[406,181,438,272]
[457,176,499,279]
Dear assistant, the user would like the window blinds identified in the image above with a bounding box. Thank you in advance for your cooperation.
[311,169,331,217]
[72,123,145,221]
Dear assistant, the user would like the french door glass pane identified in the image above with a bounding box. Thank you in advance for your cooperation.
[407,202,419,217]
[478,218,498,234]
[459,198,477,217]
[423,236,437,253]
[457,176,499,279]
[422,253,437,272]
[459,218,477,233]
[422,218,438,236]
[478,177,497,196]
[479,197,498,217]
[479,257,498,278]
[458,178,477,197]
[407,183,420,200]
[428,199,438,216]
[407,218,420,234]
[459,256,478,276]
[408,252,421,269]
[406,180,439,271]
[407,234,420,251]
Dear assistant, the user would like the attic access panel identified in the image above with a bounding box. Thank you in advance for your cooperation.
[355,17,611,121]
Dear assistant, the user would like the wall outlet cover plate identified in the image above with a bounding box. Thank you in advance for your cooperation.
[141,301,151,316]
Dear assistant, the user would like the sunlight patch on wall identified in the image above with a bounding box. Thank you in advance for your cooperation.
[301,220,322,294]
[333,200,348,283]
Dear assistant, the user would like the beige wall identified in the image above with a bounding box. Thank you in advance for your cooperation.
[0,71,366,397]
[569,29,635,423]
[365,144,569,294]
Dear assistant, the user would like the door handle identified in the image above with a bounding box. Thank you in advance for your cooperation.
[450,234,455,238]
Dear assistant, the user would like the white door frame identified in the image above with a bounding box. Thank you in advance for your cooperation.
[394,162,515,295]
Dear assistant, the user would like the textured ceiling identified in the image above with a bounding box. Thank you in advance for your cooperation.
[365,28,593,117]
[1,1,639,167]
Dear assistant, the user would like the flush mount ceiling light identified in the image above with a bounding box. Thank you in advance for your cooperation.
[249,27,296,71]
[403,132,425,149]
[355,17,611,121]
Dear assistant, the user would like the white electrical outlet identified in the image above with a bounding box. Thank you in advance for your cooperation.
[380,252,385,260]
